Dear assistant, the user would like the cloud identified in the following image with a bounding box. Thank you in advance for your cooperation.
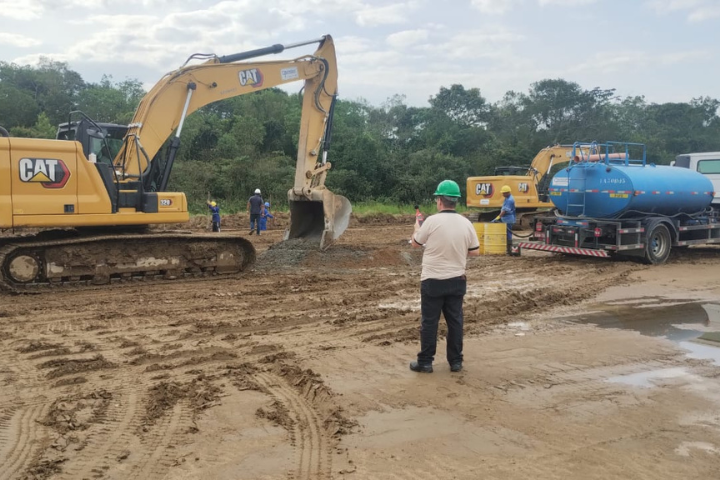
[13,52,71,66]
[470,0,519,14]
[645,0,720,21]
[355,2,418,26]
[645,0,704,13]
[0,0,44,19]
[472,0,596,14]
[421,28,525,59]
[574,49,708,73]
[386,29,429,48]
[335,35,374,55]
[687,5,720,21]
[31,1,322,71]
[538,0,597,5]
[0,33,42,48]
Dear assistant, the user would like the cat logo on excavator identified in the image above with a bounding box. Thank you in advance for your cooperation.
[239,68,264,88]
[18,158,71,189]
[475,183,493,197]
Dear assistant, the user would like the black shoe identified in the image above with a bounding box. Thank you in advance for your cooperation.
[450,363,463,372]
[409,361,433,373]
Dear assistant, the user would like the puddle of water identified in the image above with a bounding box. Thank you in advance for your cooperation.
[680,340,720,365]
[378,300,419,311]
[675,441,719,457]
[570,301,720,343]
[569,300,720,387]
[507,322,531,331]
[607,367,690,388]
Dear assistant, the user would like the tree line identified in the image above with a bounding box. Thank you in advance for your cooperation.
[2,59,720,210]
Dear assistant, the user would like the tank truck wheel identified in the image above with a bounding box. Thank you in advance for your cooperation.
[643,224,671,265]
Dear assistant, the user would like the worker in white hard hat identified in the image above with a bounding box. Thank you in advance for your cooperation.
[206,200,221,232]
[492,185,517,255]
[247,188,264,235]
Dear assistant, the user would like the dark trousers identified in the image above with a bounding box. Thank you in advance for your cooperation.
[249,214,260,234]
[212,221,220,232]
[418,276,466,366]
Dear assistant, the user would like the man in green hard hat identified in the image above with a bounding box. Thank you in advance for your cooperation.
[409,179,480,373]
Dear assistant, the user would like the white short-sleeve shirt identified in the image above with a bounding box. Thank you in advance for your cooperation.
[413,211,480,281]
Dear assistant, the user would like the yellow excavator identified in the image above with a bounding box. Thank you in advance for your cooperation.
[466,144,591,222]
[0,35,350,292]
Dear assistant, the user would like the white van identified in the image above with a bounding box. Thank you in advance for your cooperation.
[673,152,720,207]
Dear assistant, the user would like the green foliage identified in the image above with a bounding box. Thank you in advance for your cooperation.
[9,112,56,138]
[75,75,144,124]
[2,62,720,212]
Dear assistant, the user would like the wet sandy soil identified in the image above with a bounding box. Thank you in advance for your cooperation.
[1,217,720,479]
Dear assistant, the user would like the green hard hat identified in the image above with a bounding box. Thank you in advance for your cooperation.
[434,179,461,197]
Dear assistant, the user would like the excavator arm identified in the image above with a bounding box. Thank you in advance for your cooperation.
[115,35,349,248]
[527,145,575,201]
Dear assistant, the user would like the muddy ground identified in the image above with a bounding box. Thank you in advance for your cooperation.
[2,215,720,479]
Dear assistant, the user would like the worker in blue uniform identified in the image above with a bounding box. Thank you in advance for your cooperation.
[259,202,274,231]
[493,185,517,256]
[207,200,221,232]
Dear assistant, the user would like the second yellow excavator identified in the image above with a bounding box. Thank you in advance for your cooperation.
[466,144,592,222]
[0,35,350,292]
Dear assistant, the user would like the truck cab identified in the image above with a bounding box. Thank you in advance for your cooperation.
[674,152,720,208]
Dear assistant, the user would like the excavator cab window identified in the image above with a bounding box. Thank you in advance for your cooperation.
[56,120,127,164]
[89,134,124,165]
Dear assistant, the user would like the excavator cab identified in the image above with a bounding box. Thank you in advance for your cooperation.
[57,119,127,165]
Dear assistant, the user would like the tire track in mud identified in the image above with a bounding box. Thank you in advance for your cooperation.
[0,402,49,480]
[127,403,187,480]
[58,391,139,480]
[0,347,54,478]
[255,372,331,480]
[3,341,216,479]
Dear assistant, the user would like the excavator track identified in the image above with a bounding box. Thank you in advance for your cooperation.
[0,232,255,293]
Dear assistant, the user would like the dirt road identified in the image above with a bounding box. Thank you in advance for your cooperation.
[2,218,720,479]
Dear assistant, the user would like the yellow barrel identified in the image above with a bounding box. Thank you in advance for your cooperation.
[473,222,486,254]
[474,222,506,255]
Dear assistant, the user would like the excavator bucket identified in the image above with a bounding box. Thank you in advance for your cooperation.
[285,188,352,249]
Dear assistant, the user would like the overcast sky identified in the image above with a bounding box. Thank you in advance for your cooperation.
[1,0,718,107]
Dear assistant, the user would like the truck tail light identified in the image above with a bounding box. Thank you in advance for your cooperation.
[594,228,602,237]
[535,222,543,232]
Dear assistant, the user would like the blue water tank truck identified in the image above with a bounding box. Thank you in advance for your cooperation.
[517,142,720,264]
